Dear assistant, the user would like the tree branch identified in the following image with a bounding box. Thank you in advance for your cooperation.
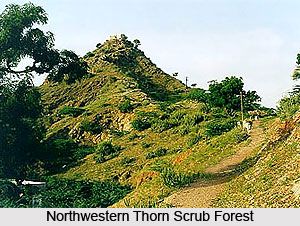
[5,60,37,74]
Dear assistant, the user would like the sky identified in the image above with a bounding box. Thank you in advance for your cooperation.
[1,0,300,107]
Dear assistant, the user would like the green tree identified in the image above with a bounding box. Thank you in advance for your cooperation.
[47,50,88,84]
[207,76,261,112]
[0,3,59,78]
[292,54,300,80]
[0,3,87,178]
[0,79,44,178]
[0,3,88,83]
[186,88,208,102]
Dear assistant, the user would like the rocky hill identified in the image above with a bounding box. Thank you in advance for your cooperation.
[38,35,300,208]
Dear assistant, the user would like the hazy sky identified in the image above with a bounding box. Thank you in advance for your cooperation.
[1,0,300,107]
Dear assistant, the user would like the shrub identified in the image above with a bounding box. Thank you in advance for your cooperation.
[120,157,136,166]
[210,107,229,118]
[277,94,300,119]
[188,134,203,146]
[234,130,250,143]
[95,141,121,163]
[186,88,207,103]
[1,178,132,208]
[183,113,205,126]
[44,139,95,172]
[169,110,186,125]
[80,120,102,134]
[151,119,172,133]
[131,117,151,131]
[176,124,192,135]
[84,51,95,58]
[205,118,236,137]
[0,180,20,200]
[161,169,211,188]
[118,99,134,113]
[160,168,195,188]
[128,133,140,141]
[47,138,77,161]
[72,146,95,160]
[58,106,85,117]
[141,142,151,149]
[145,148,168,159]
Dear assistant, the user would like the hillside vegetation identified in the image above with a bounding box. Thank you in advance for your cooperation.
[34,35,263,207]
[1,2,299,208]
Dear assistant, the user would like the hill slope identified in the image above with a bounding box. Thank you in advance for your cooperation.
[213,113,300,207]
[39,35,300,208]
[39,35,255,207]
[164,121,266,207]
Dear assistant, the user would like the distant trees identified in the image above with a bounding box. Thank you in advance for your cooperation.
[292,53,300,80]
[186,88,207,103]
[278,54,300,117]
[133,39,141,48]
[208,76,244,111]
[187,76,261,113]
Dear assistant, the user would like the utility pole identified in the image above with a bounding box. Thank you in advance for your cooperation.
[240,91,244,122]
[185,76,188,93]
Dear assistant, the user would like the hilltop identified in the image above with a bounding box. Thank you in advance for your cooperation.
[36,35,272,207]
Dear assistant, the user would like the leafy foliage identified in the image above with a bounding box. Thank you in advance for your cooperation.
[47,50,88,84]
[186,88,208,102]
[277,93,300,118]
[131,112,155,131]
[205,118,237,137]
[0,178,131,208]
[0,3,87,83]
[95,141,121,163]
[43,138,95,173]
[207,76,261,112]
[80,119,102,134]
[0,79,44,178]
[0,3,59,78]
[145,148,168,159]
[58,106,85,117]
[118,99,134,113]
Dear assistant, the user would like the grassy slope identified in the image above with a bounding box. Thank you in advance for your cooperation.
[214,114,300,207]
[39,36,254,207]
[41,36,300,207]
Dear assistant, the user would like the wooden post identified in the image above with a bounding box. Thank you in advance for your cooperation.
[240,91,244,122]
[185,76,188,93]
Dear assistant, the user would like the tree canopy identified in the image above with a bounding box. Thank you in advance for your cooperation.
[0,2,87,82]
[0,78,44,178]
[0,3,88,178]
[0,3,59,78]
[187,76,261,113]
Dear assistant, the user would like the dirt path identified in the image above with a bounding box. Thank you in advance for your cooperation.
[164,121,265,208]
